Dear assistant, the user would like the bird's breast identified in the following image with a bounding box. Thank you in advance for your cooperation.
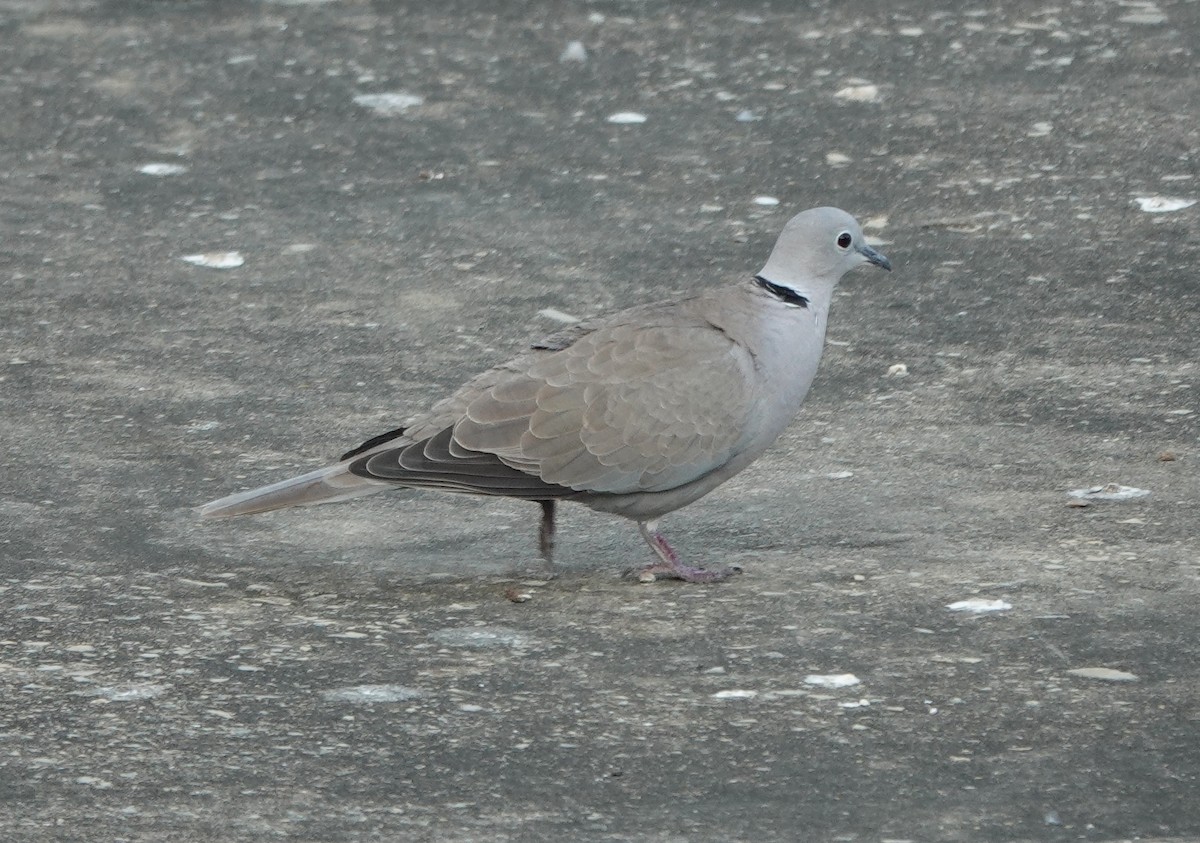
[753,305,828,397]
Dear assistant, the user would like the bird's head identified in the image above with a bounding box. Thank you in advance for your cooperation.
[757,207,891,292]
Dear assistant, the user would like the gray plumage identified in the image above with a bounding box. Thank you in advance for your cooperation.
[199,207,892,582]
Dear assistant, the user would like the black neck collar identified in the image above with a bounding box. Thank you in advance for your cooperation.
[753,275,809,309]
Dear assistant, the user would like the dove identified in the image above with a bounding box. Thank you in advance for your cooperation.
[199,207,891,582]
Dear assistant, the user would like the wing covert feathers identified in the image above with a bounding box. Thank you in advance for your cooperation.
[352,313,757,497]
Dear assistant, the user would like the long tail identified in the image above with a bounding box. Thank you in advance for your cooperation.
[198,463,390,519]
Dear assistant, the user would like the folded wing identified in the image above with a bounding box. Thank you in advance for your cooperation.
[351,309,758,497]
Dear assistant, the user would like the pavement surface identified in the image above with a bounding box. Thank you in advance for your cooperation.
[1,0,1199,841]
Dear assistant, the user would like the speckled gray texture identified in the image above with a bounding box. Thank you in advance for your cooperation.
[1,1,1198,841]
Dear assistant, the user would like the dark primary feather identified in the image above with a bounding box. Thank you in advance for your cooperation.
[347,427,578,500]
[340,425,409,461]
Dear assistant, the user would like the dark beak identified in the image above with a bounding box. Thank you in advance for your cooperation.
[859,244,892,272]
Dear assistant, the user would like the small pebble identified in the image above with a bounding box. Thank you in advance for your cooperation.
[537,307,580,324]
[607,111,647,124]
[1066,667,1138,682]
[947,599,1012,613]
[559,40,588,63]
[1134,196,1196,213]
[353,92,424,114]
[1068,484,1150,501]
[138,163,187,176]
[804,673,860,688]
[181,251,244,270]
[834,83,879,103]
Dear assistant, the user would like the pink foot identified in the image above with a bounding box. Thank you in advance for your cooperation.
[634,522,741,584]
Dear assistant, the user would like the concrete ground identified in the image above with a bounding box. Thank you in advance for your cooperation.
[1,0,1198,840]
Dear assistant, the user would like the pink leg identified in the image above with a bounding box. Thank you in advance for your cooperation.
[635,521,739,584]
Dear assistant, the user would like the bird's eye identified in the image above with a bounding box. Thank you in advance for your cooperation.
[836,232,853,250]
